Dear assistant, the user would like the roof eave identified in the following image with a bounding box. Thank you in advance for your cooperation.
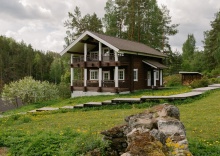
[119,50,166,59]
[60,31,120,56]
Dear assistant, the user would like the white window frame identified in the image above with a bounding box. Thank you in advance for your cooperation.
[103,71,110,80]
[118,69,125,80]
[90,70,99,80]
[133,69,138,81]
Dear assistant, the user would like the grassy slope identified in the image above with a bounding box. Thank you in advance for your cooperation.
[1,87,220,155]
[2,87,190,115]
[179,90,220,140]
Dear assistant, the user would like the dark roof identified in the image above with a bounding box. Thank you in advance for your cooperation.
[89,31,166,58]
[143,60,168,69]
[61,31,167,58]
[179,71,202,75]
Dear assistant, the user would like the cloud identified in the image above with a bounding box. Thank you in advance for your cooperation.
[0,0,53,20]
[0,0,220,53]
[158,0,220,52]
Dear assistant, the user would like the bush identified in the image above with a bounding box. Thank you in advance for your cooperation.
[1,77,59,104]
[164,74,182,87]
[190,77,210,88]
[58,82,71,99]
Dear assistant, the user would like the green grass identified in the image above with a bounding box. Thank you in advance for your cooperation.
[1,87,220,155]
[2,86,190,116]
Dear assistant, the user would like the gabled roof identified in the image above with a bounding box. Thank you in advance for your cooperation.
[61,31,166,58]
[143,60,168,69]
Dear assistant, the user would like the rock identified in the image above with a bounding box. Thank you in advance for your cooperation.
[101,124,128,155]
[101,104,192,156]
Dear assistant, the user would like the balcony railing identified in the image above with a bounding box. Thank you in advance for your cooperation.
[73,80,129,89]
[72,54,130,63]
[73,80,84,87]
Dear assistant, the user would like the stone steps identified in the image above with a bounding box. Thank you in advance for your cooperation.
[111,98,142,104]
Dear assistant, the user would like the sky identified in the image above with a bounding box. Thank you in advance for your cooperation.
[0,0,219,53]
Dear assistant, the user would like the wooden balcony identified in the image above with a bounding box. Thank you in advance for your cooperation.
[71,54,129,68]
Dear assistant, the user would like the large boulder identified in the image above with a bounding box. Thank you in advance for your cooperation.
[101,104,192,156]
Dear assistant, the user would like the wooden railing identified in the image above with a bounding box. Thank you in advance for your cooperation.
[102,80,115,87]
[73,80,84,87]
[87,80,99,87]
[72,56,84,63]
[72,54,129,63]
[73,80,129,88]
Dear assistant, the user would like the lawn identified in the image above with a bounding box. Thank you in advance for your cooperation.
[0,87,220,155]
[2,86,190,115]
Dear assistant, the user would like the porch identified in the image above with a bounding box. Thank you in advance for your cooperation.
[72,80,130,93]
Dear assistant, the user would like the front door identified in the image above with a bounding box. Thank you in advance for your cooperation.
[147,71,151,86]
[103,71,110,80]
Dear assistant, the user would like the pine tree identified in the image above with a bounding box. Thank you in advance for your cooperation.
[181,34,196,71]
[204,11,220,70]
[64,6,103,46]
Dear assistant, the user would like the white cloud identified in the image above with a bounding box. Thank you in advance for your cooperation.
[0,0,220,53]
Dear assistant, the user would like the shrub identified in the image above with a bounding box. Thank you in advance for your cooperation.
[190,77,209,88]
[1,77,59,104]
[58,82,71,99]
[164,74,182,87]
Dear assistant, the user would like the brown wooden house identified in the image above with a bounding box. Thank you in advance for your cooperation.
[61,31,167,97]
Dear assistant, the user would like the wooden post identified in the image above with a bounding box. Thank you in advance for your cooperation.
[99,42,102,61]
[114,51,119,88]
[84,68,87,87]
[99,68,102,88]
[160,70,163,86]
[84,43,87,61]
[115,66,119,88]
[70,54,74,87]
[154,70,156,87]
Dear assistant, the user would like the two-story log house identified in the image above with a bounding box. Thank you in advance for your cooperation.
[61,31,167,97]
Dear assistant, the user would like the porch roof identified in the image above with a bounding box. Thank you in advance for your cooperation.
[142,60,168,69]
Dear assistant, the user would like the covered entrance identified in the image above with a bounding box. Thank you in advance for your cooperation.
[143,60,167,88]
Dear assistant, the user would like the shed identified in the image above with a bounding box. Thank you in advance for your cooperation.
[179,71,203,85]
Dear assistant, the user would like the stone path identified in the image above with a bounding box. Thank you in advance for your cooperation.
[25,84,220,113]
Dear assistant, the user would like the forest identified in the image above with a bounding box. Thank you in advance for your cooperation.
[1,0,220,93]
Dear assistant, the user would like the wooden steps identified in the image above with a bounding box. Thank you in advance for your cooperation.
[84,102,102,107]
[112,98,142,103]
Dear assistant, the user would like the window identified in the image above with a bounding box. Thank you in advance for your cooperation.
[103,71,110,80]
[134,69,138,81]
[90,52,98,61]
[155,70,159,80]
[102,48,110,56]
[90,70,98,80]
[118,69,125,80]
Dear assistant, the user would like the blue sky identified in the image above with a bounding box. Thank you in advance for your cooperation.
[0,0,219,53]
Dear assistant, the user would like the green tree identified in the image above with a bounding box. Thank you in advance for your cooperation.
[1,77,59,104]
[64,6,103,46]
[181,34,196,71]
[103,0,178,50]
[203,11,220,71]
[50,58,63,84]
